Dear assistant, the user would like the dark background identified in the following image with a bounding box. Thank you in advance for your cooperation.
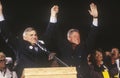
[0,0,120,57]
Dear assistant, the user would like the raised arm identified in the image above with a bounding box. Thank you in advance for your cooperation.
[43,5,59,41]
[0,1,17,49]
[0,2,2,15]
[42,5,59,60]
[44,5,59,36]
[0,1,4,21]
[0,1,7,38]
[86,3,99,53]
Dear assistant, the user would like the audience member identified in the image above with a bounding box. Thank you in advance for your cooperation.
[88,49,110,78]
[0,52,18,78]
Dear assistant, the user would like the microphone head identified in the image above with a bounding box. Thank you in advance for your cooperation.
[38,40,45,44]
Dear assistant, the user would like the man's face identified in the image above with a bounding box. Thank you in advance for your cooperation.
[23,30,38,45]
[0,58,6,69]
[68,32,80,45]
[111,48,119,59]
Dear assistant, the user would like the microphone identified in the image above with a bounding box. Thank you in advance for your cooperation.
[35,40,69,67]
[37,40,45,44]
[35,40,48,53]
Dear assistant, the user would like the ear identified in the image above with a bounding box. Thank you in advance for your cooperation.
[67,37,71,41]
[23,36,27,40]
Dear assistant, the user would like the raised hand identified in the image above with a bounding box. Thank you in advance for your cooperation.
[0,1,3,15]
[51,5,59,17]
[88,3,98,18]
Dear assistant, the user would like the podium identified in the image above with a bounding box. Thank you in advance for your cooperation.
[21,67,77,78]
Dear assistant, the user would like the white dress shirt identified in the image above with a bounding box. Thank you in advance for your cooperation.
[0,68,18,78]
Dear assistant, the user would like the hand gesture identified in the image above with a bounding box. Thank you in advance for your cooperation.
[88,3,98,18]
[51,5,59,17]
[48,52,56,60]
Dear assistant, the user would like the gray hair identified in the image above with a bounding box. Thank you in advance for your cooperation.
[23,27,36,37]
[67,29,79,38]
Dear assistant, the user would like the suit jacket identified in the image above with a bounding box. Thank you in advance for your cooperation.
[45,22,99,67]
[45,22,99,78]
[0,21,55,78]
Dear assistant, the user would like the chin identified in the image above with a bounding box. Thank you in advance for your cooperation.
[31,42,36,45]
[76,42,80,45]
[76,43,80,45]
[73,43,79,46]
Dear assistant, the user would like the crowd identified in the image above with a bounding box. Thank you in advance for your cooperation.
[0,1,119,78]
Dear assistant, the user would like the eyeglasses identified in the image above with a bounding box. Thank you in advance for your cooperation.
[0,59,6,63]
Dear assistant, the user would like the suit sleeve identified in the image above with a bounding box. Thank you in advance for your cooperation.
[42,22,58,52]
[86,24,99,53]
[0,19,18,53]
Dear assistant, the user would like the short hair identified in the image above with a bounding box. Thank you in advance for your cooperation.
[0,52,6,60]
[67,29,79,38]
[111,47,119,52]
[23,27,36,37]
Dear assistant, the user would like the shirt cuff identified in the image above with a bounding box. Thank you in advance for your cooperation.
[50,16,57,23]
[0,15,4,21]
[92,18,98,27]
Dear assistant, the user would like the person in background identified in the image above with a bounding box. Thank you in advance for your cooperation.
[88,49,110,78]
[108,48,119,78]
[0,52,18,78]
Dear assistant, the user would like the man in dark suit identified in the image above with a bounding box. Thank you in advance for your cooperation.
[46,3,99,78]
[0,1,58,78]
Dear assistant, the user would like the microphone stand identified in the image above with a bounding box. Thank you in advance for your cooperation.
[36,43,69,67]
